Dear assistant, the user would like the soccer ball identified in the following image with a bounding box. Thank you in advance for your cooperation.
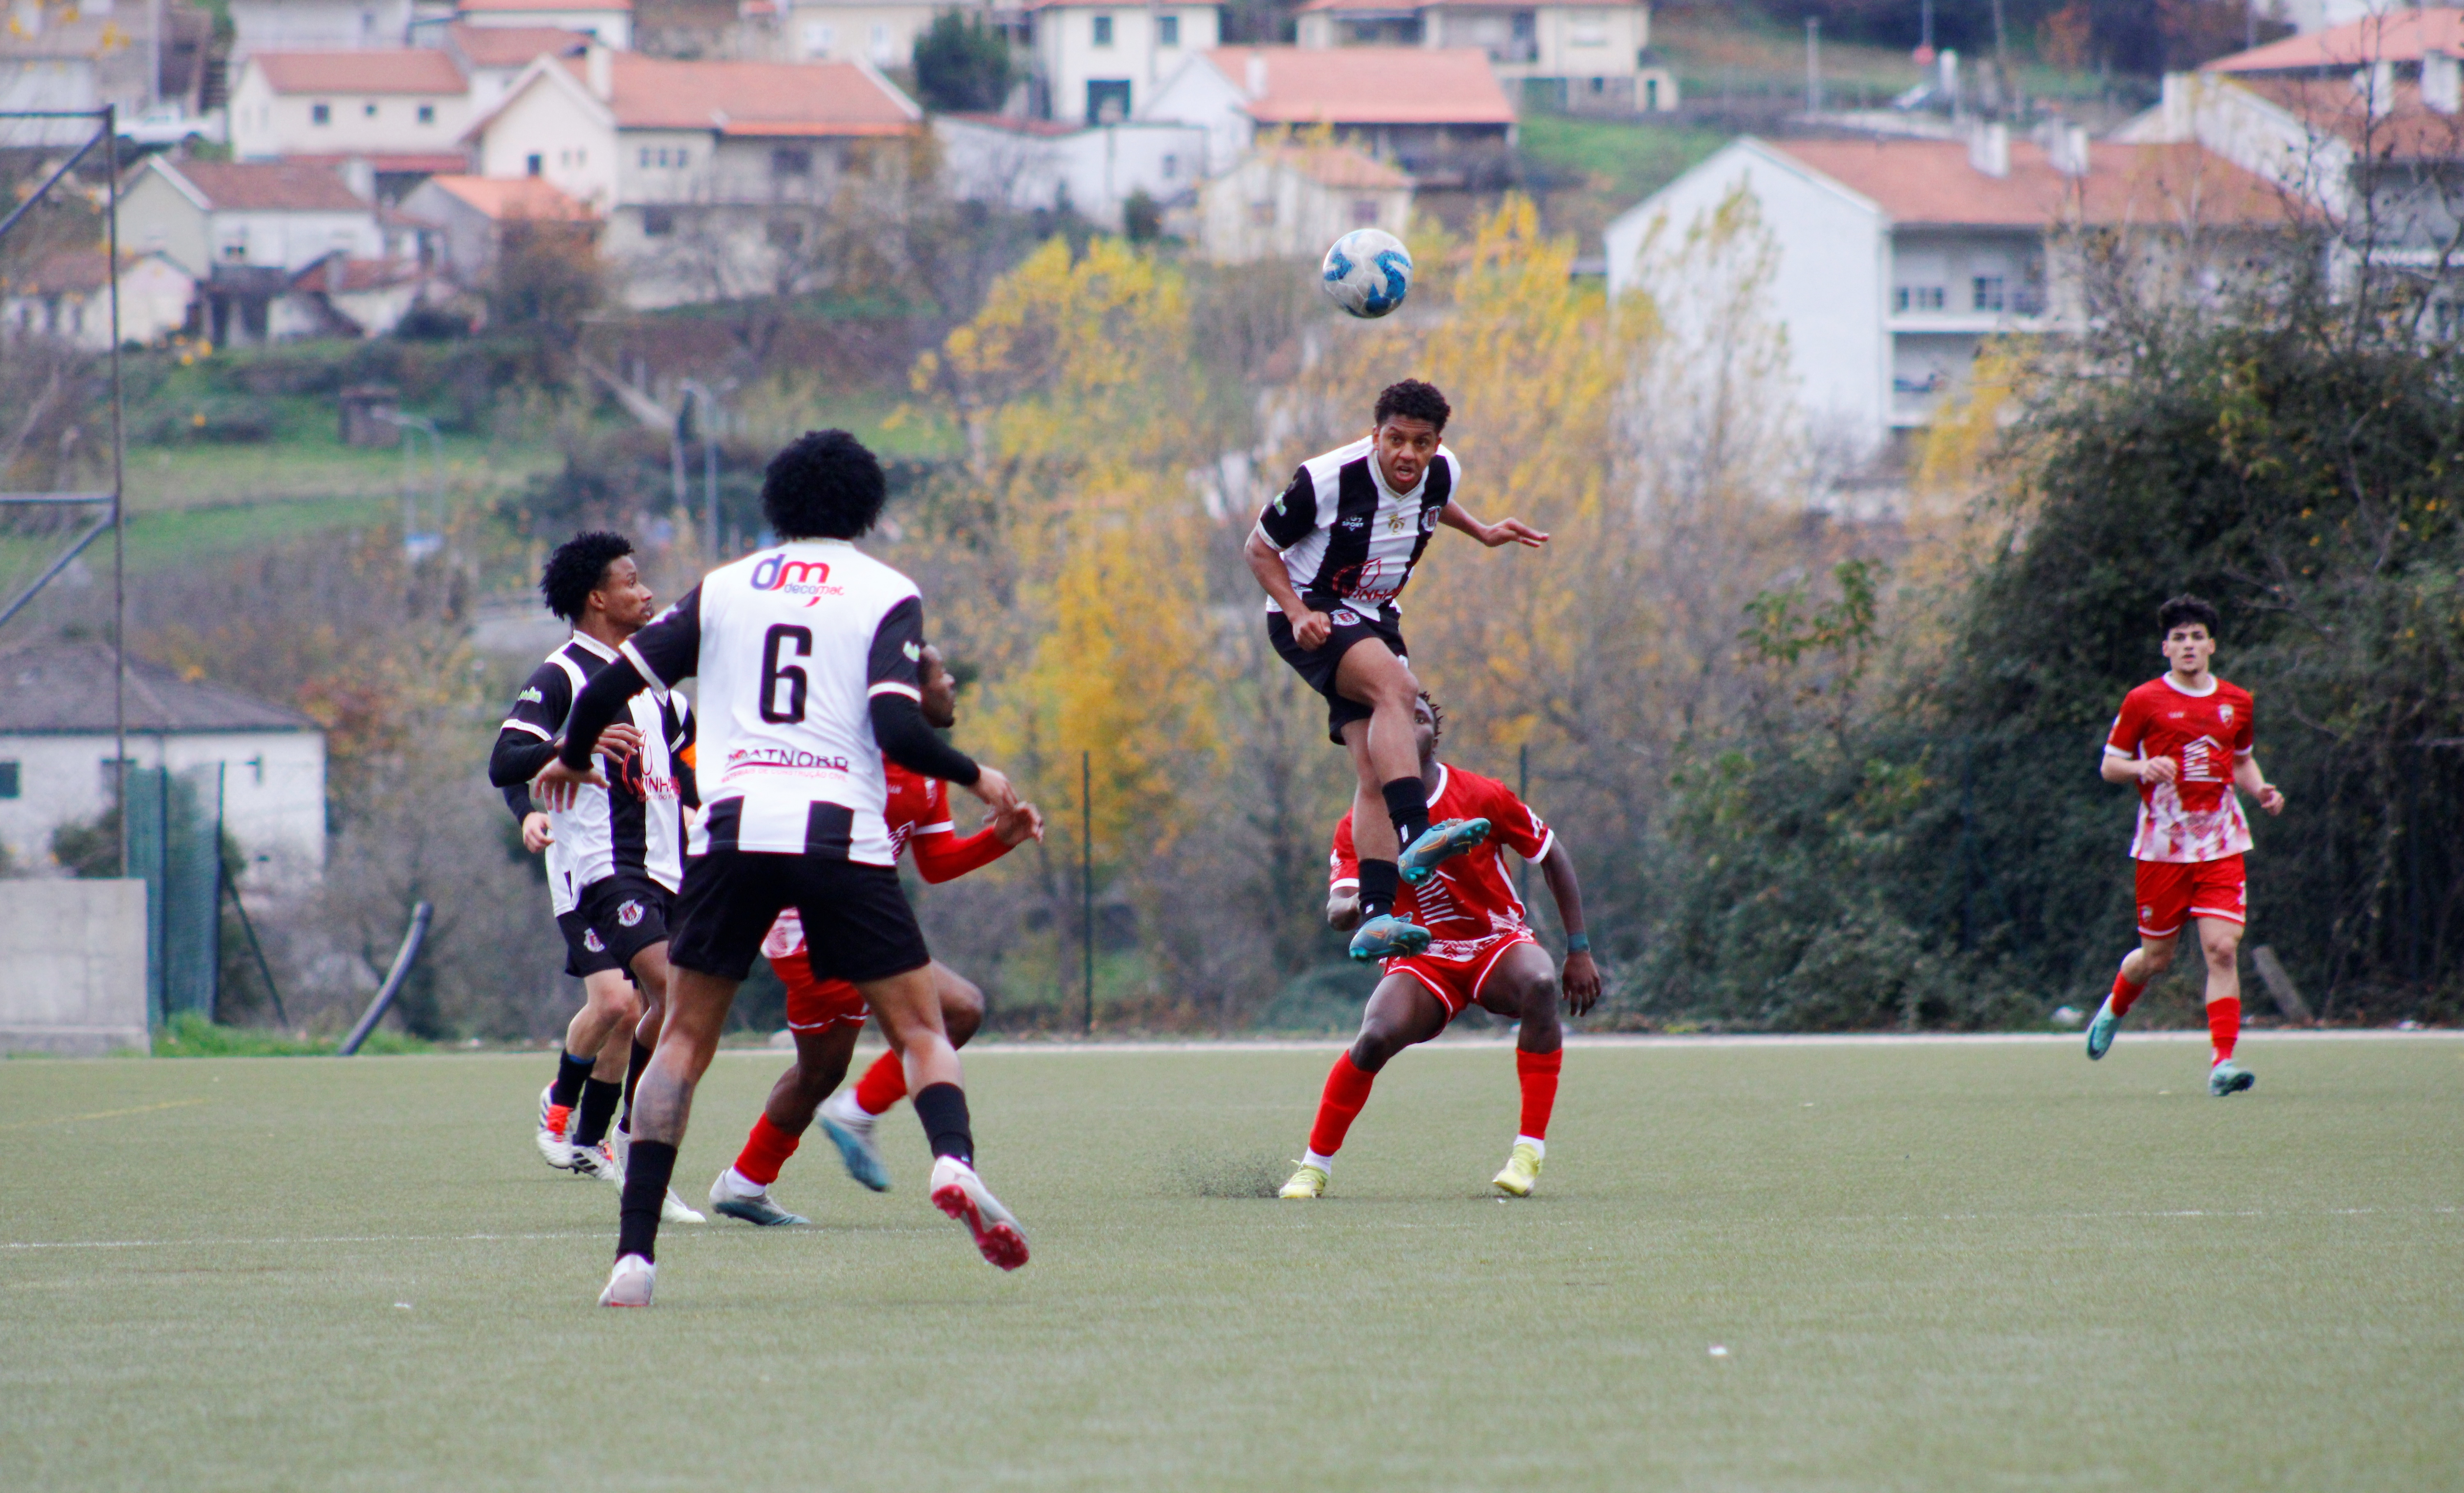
[1321,229,1412,319]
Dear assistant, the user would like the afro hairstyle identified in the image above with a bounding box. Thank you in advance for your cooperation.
[763,429,887,540]
[539,530,635,622]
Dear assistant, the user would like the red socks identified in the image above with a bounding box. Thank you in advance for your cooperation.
[732,1111,802,1188]
[853,1049,907,1116]
[2207,996,2240,1065]
[2110,965,2145,1017]
[1308,1052,1378,1157]
[1516,1048,1562,1140]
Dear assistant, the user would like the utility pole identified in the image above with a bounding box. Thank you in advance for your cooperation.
[1081,750,1094,1037]
[1805,17,1821,115]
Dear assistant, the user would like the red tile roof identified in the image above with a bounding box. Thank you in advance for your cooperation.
[286,152,473,173]
[552,53,919,135]
[420,173,596,219]
[1768,138,2289,229]
[2226,74,2464,159]
[0,250,187,295]
[2205,8,2464,72]
[165,159,371,212]
[1206,46,1516,126]
[290,255,428,292]
[446,21,589,68]
[248,49,469,94]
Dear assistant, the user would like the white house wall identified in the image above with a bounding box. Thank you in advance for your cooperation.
[0,730,327,889]
[228,0,416,57]
[230,64,476,161]
[1140,53,1250,176]
[472,74,620,209]
[934,118,1206,228]
[1037,5,1219,126]
[786,0,960,67]
[1604,139,1891,458]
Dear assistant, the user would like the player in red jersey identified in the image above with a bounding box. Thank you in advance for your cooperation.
[2086,595,2286,1096]
[706,643,1041,1225]
[1279,694,1601,1199]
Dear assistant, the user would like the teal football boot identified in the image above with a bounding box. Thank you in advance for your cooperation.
[1398,818,1491,886]
[2085,997,2122,1061]
[2208,1061,2256,1097]
[1349,913,1431,962]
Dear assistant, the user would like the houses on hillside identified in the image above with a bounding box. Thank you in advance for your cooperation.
[1142,45,1517,184]
[1199,141,1414,262]
[1292,0,1675,114]
[229,49,478,191]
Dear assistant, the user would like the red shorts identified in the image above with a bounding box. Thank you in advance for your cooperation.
[2134,854,2246,940]
[773,955,870,1033]
[1386,932,1537,1019]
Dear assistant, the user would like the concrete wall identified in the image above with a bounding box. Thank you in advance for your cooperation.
[0,879,149,1055]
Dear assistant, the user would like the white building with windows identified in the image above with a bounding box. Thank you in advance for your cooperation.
[1198,140,1412,261]
[119,156,389,279]
[463,42,921,305]
[0,251,198,349]
[775,0,983,69]
[1142,45,1517,181]
[229,49,476,188]
[933,113,1207,228]
[228,0,416,59]
[455,0,633,49]
[1021,0,1221,125]
[0,644,327,890]
[1292,0,1673,113]
[1604,131,2285,459]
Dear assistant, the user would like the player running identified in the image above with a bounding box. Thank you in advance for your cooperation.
[709,641,1042,1226]
[488,531,706,1223]
[2085,595,2286,1095]
[1243,380,1549,966]
[536,429,1034,1307]
[1280,694,1601,1200]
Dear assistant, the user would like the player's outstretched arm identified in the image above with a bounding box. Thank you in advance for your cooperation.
[1538,844,1601,1015]
[2235,753,2286,815]
[1437,500,1548,550]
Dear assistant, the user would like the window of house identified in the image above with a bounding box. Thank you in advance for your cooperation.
[417,103,434,125]
[311,102,331,124]
[219,235,248,261]
[1092,14,1113,45]
[1973,275,2006,312]
[1645,78,1658,109]
[639,147,653,167]
[1248,200,1275,226]
[642,207,674,236]
[1894,285,1945,312]
[526,152,544,177]
[803,20,834,54]
[772,147,812,177]
[1353,198,1379,227]
[0,761,19,799]
[363,101,378,118]
[1086,79,1131,124]
[1159,14,1179,45]
[870,21,892,59]
[1161,152,1178,178]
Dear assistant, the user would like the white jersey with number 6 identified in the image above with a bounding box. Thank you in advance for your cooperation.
[620,538,927,865]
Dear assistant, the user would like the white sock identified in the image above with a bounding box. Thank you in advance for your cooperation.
[1303,1149,1336,1174]
[720,1166,765,1198]
[1515,1135,1546,1159]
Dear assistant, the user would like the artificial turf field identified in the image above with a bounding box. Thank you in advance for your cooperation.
[3,1035,2458,1491]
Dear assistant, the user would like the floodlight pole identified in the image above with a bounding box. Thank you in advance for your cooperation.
[108,104,128,878]
[1082,749,1094,1037]
[677,380,721,559]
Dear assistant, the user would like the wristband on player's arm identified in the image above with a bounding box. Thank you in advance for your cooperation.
[1564,932,1591,954]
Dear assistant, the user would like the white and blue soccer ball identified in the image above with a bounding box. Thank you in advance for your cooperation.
[1320,229,1412,319]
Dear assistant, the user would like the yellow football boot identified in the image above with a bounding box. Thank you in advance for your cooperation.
[1278,1161,1329,1199]
[1492,1142,1543,1197]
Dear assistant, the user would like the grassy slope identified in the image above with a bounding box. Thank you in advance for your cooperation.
[2,1038,2457,1491]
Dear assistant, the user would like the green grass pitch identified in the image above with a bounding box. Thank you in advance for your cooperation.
[3,1036,2458,1490]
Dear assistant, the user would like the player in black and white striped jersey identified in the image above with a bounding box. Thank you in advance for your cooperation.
[487,532,703,1225]
[535,431,1032,1307]
[1243,379,1549,965]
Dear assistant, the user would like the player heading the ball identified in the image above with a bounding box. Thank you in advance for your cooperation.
[2087,594,2286,1096]
[1243,378,1549,964]
[535,429,1034,1307]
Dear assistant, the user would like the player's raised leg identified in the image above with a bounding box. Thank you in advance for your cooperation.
[863,964,1027,1269]
[2087,932,2173,1061]
[1281,974,1450,1198]
[819,962,985,1189]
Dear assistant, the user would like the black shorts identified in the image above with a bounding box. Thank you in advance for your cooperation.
[569,872,671,976]
[1267,604,1410,746]
[668,851,930,986]
[556,909,625,980]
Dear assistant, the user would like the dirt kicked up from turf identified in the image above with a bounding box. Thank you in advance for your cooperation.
[2,1038,2457,1491]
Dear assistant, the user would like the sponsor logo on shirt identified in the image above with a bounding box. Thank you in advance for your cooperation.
[903,640,921,661]
[748,554,844,603]
[1340,515,1367,531]
[1332,556,1404,605]
[519,687,544,704]
[618,899,644,928]
[727,746,852,773]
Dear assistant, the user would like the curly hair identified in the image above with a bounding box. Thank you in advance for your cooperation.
[763,429,887,540]
[539,530,634,622]
[1418,689,1445,740]
[2157,593,2221,639]
[1374,379,1451,433]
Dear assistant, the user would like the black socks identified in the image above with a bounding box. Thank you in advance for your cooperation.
[913,1083,975,1166]
[549,1051,593,1109]
[1382,777,1432,853]
[616,1139,677,1262]
[572,1077,622,1147]
[1358,859,1401,922]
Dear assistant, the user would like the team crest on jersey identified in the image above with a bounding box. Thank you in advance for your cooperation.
[617,899,644,928]
[2219,704,2234,723]
[1329,608,1361,626]
[1419,507,1440,533]
[583,929,606,952]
